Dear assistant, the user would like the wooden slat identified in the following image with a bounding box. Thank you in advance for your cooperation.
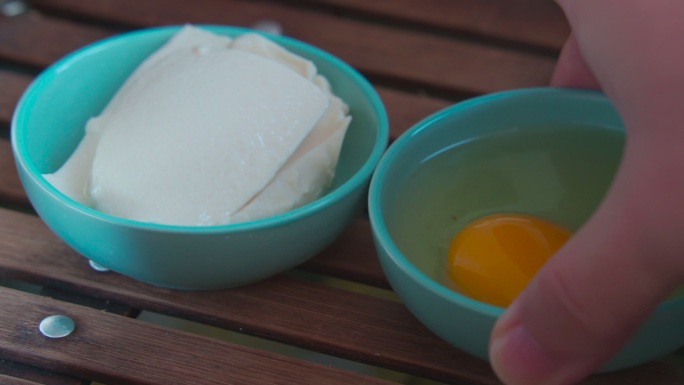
[0,139,27,206]
[1,208,683,384]
[3,4,682,384]
[302,218,390,288]
[291,0,569,51]
[0,359,84,385]
[0,70,31,127]
[0,207,501,384]
[378,88,452,138]
[27,0,557,95]
[0,286,394,385]
[582,363,684,385]
[0,12,112,68]
[0,373,43,385]
[40,286,140,318]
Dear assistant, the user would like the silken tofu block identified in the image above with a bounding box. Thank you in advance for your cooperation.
[44,26,351,226]
[90,48,329,225]
[230,33,351,222]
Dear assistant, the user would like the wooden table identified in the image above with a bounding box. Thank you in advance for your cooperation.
[1,1,683,384]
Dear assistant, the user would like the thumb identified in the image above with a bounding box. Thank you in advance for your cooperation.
[489,142,684,385]
[489,1,684,383]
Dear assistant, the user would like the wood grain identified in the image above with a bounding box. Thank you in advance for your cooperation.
[0,139,27,206]
[0,373,44,385]
[0,70,31,127]
[0,208,501,384]
[289,0,570,51]
[40,286,140,318]
[377,87,452,138]
[0,286,394,385]
[0,359,84,385]
[1,208,683,384]
[302,219,390,288]
[0,12,112,68]
[28,0,557,95]
[2,2,683,384]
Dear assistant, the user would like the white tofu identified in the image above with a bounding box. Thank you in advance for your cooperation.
[138,25,233,72]
[44,26,351,226]
[232,92,350,221]
[43,120,103,207]
[231,33,317,80]
[90,48,329,225]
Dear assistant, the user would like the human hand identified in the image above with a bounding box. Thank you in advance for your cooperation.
[489,1,684,384]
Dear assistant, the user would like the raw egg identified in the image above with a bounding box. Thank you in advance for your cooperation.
[447,213,571,307]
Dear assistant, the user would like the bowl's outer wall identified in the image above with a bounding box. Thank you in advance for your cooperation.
[13,26,388,289]
[370,88,684,371]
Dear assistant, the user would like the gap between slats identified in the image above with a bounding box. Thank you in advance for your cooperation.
[2,207,683,385]
[18,0,558,96]
[2,208,684,385]
[0,286,396,385]
[0,359,84,385]
[261,0,568,54]
[0,207,502,384]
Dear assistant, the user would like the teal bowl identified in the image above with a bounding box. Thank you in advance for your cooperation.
[12,25,388,290]
[368,88,684,371]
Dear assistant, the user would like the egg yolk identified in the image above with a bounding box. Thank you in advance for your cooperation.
[447,213,571,307]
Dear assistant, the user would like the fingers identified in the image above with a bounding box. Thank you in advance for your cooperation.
[550,32,599,90]
[488,1,684,384]
[554,0,684,125]
[489,183,678,384]
[489,145,684,385]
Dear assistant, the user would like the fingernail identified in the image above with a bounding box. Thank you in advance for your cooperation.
[489,306,587,385]
[491,321,561,385]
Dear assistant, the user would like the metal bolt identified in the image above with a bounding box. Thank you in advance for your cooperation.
[39,315,75,338]
[88,260,110,272]
[0,0,28,17]
[251,20,283,36]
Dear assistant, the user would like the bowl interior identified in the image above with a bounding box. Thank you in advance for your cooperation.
[372,88,625,306]
[13,25,387,228]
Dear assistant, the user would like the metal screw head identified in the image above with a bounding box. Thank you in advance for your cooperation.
[39,315,75,338]
[88,260,110,272]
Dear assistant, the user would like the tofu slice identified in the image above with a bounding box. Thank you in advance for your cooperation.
[43,120,103,206]
[232,80,351,221]
[231,33,316,80]
[138,25,233,72]
[90,47,329,225]
[44,26,350,226]
[230,34,352,222]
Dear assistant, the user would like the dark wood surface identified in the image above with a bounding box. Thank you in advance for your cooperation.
[1,1,683,384]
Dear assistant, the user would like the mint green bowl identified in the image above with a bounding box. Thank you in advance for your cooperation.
[12,25,388,290]
[368,88,684,372]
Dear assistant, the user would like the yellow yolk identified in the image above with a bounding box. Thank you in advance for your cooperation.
[447,213,571,307]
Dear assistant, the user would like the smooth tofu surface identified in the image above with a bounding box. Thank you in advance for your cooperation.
[90,48,329,225]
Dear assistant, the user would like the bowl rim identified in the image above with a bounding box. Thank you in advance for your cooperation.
[368,87,684,317]
[11,24,389,234]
